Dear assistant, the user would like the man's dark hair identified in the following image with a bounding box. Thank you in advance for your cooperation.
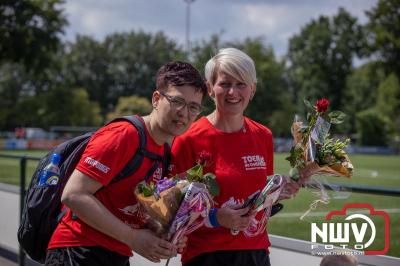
[156,61,207,96]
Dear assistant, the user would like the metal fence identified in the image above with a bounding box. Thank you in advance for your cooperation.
[0,153,41,266]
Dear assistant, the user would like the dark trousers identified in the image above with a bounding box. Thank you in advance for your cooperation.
[45,246,130,266]
[185,249,271,266]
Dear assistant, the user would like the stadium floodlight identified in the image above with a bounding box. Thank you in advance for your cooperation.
[184,0,196,53]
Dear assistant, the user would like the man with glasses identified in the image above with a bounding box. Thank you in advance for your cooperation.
[159,91,203,117]
[45,61,207,266]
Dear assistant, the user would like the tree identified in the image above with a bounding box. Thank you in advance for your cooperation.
[366,0,400,75]
[107,96,152,121]
[11,87,102,129]
[356,108,390,146]
[0,0,67,71]
[287,8,365,113]
[375,73,400,134]
[63,31,184,117]
[342,62,385,133]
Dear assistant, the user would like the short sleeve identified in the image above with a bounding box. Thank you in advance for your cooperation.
[76,121,139,186]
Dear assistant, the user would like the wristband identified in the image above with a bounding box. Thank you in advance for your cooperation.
[209,208,221,227]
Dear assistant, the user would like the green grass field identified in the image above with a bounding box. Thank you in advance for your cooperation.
[0,150,399,257]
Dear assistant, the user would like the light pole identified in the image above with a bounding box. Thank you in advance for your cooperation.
[184,0,195,53]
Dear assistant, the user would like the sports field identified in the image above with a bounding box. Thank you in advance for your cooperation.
[0,150,399,257]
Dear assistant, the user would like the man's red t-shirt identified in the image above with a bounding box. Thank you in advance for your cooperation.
[48,119,165,257]
[171,116,274,264]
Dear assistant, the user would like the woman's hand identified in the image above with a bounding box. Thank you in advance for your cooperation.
[278,178,302,201]
[216,205,255,231]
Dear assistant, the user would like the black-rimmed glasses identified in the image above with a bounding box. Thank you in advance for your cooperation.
[159,92,203,116]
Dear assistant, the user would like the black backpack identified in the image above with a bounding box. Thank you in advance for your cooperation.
[17,116,170,263]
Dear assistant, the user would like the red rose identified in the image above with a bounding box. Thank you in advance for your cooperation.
[315,98,330,113]
[197,151,212,166]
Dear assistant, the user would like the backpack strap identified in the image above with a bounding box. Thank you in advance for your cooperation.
[66,116,171,221]
[108,115,167,184]
[161,143,171,178]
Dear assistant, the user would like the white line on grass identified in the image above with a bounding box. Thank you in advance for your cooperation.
[275,208,400,218]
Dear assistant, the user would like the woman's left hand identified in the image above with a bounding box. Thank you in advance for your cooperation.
[278,178,302,201]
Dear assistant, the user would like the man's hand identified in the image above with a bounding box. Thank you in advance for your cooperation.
[129,229,177,263]
[176,236,188,253]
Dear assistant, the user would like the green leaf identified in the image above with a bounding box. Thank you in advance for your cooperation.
[186,164,203,181]
[329,111,346,124]
[203,173,216,180]
[289,168,300,181]
[142,182,155,197]
[304,99,314,111]
[203,173,219,196]
[207,177,220,196]
[321,113,330,122]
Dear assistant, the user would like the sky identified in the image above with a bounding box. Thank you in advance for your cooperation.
[62,0,378,58]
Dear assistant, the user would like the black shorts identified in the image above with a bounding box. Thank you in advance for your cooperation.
[45,246,130,266]
[184,249,271,266]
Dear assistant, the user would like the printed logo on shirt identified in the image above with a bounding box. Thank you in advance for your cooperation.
[84,156,110,174]
[241,155,266,171]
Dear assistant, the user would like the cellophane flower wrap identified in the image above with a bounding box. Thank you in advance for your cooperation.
[134,151,219,244]
[285,98,354,218]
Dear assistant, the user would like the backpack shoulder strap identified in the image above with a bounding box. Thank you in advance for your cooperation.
[161,143,171,178]
[109,115,165,184]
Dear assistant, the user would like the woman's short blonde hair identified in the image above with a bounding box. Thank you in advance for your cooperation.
[205,47,257,86]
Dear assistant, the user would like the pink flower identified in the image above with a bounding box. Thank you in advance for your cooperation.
[315,98,330,113]
[197,151,212,166]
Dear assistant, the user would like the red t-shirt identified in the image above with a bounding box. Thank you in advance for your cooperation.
[171,116,274,264]
[48,119,165,257]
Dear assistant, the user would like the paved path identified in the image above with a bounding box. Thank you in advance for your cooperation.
[0,256,15,266]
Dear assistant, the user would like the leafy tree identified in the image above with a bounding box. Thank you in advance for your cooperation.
[63,31,184,117]
[107,95,152,121]
[366,0,400,74]
[11,87,102,129]
[0,0,67,71]
[342,62,385,132]
[356,108,390,146]
[0,56,66,130]
[375,73,400,134]
[287,8,365,112]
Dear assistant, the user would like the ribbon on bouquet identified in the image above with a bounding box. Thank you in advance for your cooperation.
[167,182,213,244]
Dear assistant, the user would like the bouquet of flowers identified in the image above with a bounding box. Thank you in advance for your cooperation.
[286,98,353,181]
[134,151,219,245]
[285,98,354,218]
